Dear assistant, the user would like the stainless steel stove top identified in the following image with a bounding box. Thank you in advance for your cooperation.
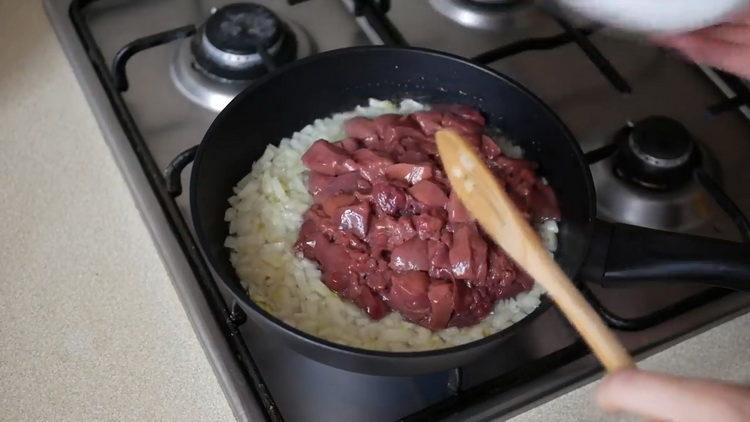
[44,1,750,421]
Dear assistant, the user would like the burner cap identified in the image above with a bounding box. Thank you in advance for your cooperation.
[614,116,699,190]
[172,18,313,112]
[429,0,538,31]
[205,3,282,55]
[468,0,525,5]
[190,2,296,81]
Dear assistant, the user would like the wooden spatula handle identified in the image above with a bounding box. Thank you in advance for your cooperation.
[530,250,634,371]
[484,191,634,372]
[436,129,633,372]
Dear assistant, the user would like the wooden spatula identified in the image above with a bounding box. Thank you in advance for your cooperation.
[436,129,634,372]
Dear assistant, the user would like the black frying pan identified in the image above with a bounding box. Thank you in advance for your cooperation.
[189,46,750,375]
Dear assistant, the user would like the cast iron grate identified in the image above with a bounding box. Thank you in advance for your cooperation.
[68,1,748,420]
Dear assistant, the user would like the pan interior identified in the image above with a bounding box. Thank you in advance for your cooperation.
[191,47,595,354]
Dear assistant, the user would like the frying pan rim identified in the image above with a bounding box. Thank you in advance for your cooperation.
[190,45,596,360]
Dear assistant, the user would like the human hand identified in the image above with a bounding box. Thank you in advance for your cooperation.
[596,369,750,421]
[654,8,750,79]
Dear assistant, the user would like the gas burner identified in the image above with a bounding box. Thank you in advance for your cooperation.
[429,0,534,31]
[171,2,313,112]
[592,117,719,232]
[192,3,294,80]
[614,116,699,190]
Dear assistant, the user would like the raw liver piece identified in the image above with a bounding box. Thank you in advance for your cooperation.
[295,105,560,329]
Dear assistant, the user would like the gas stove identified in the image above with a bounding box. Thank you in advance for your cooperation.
[44,1,750,421]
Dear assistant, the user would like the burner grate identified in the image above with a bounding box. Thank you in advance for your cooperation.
[64,1,750,421]
[69,1,283,420]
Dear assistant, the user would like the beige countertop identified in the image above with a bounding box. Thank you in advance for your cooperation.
[0,1,233,420]
[2,1,749,421]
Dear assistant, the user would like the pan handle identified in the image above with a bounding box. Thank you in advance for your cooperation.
[581,220,750,291]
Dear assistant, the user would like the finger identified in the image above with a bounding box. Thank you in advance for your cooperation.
[656,33,750,79]
[693,23,750,46]
[597,369,750,422]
